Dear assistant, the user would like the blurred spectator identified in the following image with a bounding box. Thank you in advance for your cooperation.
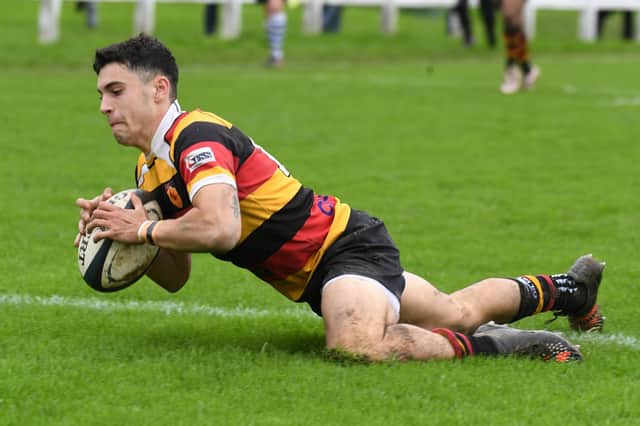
[448,0,473,46]
[447,0,499,48]
[597,10,636,41]
[322,5,343,33]
[479,0,499,47]
[76,1,98,29]
[204,3,218,36]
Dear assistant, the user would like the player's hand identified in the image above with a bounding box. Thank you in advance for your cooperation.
[74,188,113,247]
[86,193,149,244]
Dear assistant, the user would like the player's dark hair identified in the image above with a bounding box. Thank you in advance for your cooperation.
[93,34,179,100]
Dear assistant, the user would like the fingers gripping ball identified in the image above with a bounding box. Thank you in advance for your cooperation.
[77,189,163,292]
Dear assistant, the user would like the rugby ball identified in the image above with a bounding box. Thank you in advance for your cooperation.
[77,189,163,292]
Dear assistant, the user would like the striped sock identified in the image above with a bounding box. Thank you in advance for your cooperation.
[503,25,530,73]
[511,275,556,321]
[432,328,499,358]
[266,12,287,61]
[511,274,586,321]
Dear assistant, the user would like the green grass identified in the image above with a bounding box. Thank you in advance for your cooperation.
[2,2,640,425]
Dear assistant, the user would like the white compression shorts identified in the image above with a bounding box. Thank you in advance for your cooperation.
[322,273,401,320]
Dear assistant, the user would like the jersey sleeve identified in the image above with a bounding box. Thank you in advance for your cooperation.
[172,121,240,201]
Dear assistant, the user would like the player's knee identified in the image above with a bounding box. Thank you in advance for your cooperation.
[326,325,416,362]
[326,334,388,362]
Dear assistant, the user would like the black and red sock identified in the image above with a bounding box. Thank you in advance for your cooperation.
[432,328,499,358]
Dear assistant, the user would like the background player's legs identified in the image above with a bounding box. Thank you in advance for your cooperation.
[264,0,287,67]
[500,0,539,94]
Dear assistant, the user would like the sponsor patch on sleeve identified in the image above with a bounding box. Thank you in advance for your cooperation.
[185,147,216,172]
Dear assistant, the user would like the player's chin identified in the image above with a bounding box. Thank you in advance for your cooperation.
[111,128,131,145]
[113,133,128,145]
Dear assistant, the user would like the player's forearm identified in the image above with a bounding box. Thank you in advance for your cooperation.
[142,208,240,255]
[146,248,191,292]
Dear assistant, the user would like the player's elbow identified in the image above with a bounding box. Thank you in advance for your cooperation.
[203,223,241,254]
[147,250,191,293]
[162,274,189,293]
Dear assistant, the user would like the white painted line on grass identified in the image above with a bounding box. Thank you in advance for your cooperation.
[570,332,640,352]
[0,293,314,319]
[1,293,638,351]
[611,96,640,107]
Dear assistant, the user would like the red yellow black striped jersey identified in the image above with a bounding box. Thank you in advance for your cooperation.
[135,101,351,301]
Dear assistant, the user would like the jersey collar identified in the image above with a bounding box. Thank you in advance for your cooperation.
[148,100,183,159]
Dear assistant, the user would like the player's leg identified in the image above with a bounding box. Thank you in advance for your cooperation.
[399,272,520,333]
[452,0,474,46]
[500,0,539,94]
[85,1,98,29]
[479,0,497,47]
[264,0,287,67]
[400,254,605,333]
[321,275,458,361]
[321,275,582,362]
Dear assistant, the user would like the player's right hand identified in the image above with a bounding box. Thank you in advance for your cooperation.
[74,187,113,247]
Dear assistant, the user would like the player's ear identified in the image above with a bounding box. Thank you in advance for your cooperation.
[153,76,171,101]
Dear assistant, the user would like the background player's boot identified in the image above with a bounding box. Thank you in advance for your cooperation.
[561,254,606,332]
[500,65,522,94]
[473,322,583,362]
[523,65,541,90]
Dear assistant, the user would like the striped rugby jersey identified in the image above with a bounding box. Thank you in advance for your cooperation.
[135,101,351,301]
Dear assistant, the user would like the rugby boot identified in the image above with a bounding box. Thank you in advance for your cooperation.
[473,322,583,362]
[560,254,606,333]
[500,65,522,94]
[523,65,541,91]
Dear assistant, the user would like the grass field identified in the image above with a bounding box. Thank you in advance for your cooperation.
[2,2,640,425]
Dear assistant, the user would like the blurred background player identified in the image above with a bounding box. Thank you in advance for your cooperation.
[76,1,98,29]
[597,9,636,41]
[447,0,499,48]
[499,0,539,94]
[322,5,343,32]
[261,0,287,67]
[204,3,218,36]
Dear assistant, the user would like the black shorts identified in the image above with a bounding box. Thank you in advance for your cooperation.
[300,209,406,316]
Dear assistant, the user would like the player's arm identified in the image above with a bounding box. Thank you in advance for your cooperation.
[145,248,192,293]
[140,183,240,291]
[140,183,241,292]
[87,183,240,291]
[144,182,242,255]
[89,182,241,253]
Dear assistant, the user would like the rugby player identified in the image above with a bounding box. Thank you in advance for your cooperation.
[75,34,604,363]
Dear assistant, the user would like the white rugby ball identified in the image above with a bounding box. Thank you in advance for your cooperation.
[77,189,163,292]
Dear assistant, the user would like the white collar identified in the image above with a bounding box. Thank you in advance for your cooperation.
[148,100,183,157]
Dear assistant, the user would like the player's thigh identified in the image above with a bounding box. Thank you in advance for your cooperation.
[321,276,398,352]
[399,271,472,331]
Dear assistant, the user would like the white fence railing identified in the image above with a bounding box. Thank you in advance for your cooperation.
[38,0,640,44]
[525,0,640,42]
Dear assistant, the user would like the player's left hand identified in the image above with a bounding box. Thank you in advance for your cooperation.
[87,194,149,244]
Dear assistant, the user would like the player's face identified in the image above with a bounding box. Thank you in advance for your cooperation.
[97,63,159,151]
